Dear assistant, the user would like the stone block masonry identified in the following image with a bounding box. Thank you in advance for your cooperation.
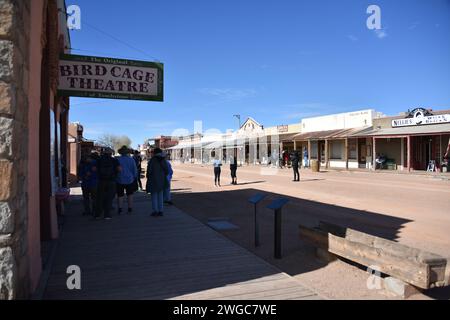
[0,0,31,299]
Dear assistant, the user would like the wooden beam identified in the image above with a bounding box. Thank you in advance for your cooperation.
[344,138,349,170]
[324,139,329,169]
[299,222,448,289]
[407,135,411,172]
[372,137,376,170]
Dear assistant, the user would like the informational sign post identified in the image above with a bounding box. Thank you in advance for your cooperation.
[58,54,163,101]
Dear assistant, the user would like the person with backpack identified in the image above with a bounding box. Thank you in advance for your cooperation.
[146,148,169,217]
[78,153,98,216]
[96,148,121,220]
[116,146,138,215]
[132,150,143,191]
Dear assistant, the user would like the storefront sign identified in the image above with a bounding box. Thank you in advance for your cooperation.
[277,125,288,133]
[58,54,163,101]
[392,108,450,127]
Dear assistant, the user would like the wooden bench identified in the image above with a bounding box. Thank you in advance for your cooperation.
[299,221,449,290]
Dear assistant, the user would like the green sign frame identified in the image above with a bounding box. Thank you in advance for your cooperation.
[58,53,164,102]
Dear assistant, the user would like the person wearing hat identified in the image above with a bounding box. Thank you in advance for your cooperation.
[146,148,169,216]
[116,145,138,214]
[96,147,121,220]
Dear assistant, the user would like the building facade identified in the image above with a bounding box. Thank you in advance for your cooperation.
[0,0,71,299]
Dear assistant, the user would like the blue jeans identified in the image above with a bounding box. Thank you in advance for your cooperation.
[163,187,171,202]
[151,191,164,212]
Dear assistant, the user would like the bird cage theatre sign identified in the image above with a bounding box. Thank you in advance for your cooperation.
[58,54,163,101]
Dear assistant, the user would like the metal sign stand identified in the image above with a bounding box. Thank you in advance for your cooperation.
[248,193,266,247]
[267,198,289,259]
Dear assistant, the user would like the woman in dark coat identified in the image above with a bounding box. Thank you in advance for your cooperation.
[146,148,169,216]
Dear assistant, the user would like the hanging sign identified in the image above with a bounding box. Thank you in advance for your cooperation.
[58,54,163,101]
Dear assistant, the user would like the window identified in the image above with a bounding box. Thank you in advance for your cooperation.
[311,141,318,159]
[331,140,344,159]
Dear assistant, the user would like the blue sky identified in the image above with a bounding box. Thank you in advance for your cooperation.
[67,0,450,148]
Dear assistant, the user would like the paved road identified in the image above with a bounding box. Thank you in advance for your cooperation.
[44,189,321,300]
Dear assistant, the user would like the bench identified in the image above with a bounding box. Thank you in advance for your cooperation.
[299,221,449,290]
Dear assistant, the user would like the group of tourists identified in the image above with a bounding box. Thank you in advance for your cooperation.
[77,146,173,219]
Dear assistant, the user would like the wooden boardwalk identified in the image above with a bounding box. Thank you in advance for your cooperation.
[44,190,321,300]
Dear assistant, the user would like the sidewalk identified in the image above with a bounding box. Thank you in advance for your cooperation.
[43,188,321,300]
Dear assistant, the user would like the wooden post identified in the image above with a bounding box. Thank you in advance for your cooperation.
[345,138,349,170]
[307,140,311,164]
[372,137,376,171]
[407,135,411,172]
[293,140,297,151]
[324,139,329,169]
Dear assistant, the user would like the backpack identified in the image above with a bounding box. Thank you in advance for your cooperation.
[98,156,117,180]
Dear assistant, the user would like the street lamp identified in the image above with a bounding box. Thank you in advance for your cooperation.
[233,114,241,129]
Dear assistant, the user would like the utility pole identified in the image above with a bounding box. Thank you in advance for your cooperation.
[233,114,241,129]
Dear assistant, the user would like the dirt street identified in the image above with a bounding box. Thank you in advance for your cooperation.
[166,163,450,300]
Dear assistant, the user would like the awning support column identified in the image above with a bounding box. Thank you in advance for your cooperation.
[345,138,349,170]
[324,139,329,169]
[407,135,411,172]
[372,137,376,171]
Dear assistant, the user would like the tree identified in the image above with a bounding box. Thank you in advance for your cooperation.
[97,133,132,153]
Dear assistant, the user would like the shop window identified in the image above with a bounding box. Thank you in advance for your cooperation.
[311,141,318,159]
[331,140,344,159]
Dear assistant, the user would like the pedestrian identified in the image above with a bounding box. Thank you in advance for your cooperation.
[78,154,98,216]
[164,153,174,205]
[303,147,309,168]
[116,146,138,215]
[291,151,300,182]
[213,156,222,187]
[230,155,238,185]
[132,150,143,191]
[146,148,169,217]
[96,148,121,220]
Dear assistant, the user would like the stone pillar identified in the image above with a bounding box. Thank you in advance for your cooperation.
[0,0,31,299]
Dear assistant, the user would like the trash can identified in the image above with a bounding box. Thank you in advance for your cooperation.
[311,159,320,172]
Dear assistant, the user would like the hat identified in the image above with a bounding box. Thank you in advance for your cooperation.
[118,145,130,155]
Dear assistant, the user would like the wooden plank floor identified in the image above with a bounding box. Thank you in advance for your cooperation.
[44,189,321,300]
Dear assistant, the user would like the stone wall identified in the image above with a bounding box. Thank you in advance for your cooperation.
[0,0,31,299]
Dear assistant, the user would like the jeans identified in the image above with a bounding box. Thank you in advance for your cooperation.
[97,180,116,218]
[151,191,164,212]
[293,165,300,181]
[164,181,171,202]
[214,167,221,185]
[82,186,97,215]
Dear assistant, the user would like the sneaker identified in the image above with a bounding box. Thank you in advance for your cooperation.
[118,208,122,215]
[165,201,173,206]
[151,212,158,217]
[157,212,164,216]
[128,208,132,214]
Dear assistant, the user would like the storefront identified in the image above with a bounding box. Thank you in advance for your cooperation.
[364,108,450,172]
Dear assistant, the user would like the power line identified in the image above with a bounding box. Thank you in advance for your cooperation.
[59,8,161,62]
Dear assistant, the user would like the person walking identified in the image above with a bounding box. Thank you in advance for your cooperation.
[291,151,300,182]
[213,156,222,187]
[164,154,174,205]
[116,146,138,215]
[230,155,238,185]
[96,148,121,220]
[132,150,143,191]
[303,147,309,168]
[78,154,98,216]
[146,148,169,217]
